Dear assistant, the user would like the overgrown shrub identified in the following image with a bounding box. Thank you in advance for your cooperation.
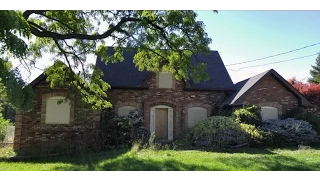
[102,109,150,147]
[284,107,320,134]
[185,116,264,149]
[0,117,13,142]
[260,118,319,146]
[212,104,232,117]
[232,105,262,126]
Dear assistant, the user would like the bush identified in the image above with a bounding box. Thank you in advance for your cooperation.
[260,118,319,146]
[185,116,264,149]
[232,105,262,126]
[284,107,320,134]
[102,109,150,147]
[212,105,232,117]
[0,117,13,142]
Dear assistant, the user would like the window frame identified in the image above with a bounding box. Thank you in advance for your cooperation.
[157,72,174,89]
[41,92,74,124]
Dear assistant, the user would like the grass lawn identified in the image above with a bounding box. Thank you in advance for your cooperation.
[1,146,320,171]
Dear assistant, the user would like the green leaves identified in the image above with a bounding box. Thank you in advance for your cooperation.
[1,10,214,110]
[0,11,30,59]
[44,60,112,110]
[0,58,34,111]
[308,53,320,84]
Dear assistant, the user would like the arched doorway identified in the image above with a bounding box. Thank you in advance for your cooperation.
[150,105,173,141]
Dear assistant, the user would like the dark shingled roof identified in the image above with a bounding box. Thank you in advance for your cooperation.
[95,47,235,90]
[96,48,150,88]
[223,69,314,107]
[223,70,270,105]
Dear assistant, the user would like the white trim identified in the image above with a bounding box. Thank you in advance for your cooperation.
[150,105,174,141]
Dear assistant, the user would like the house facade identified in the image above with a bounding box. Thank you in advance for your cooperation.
[13,48,314,152]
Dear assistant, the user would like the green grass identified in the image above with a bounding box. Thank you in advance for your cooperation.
[1,147,320,171]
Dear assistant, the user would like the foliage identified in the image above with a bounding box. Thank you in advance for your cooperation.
[102,109,150,147]
[288,77,320,106]
[0,117,13,142]
[1,10,214,110]
[284,107,320,134]
[0,145,16,158]
[212,104,232,116]
[308,53,320,84]
[185,116,264,149]
[232,105,262,126]
[1,103,16,123]
[260,118,319,146]
[0,59,34,111]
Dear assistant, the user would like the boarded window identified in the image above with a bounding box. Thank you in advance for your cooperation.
[159,72,173,88]
[118,106,136,116]
[45,96,71,124]
[261,106,278,120]
[187,107,207,128]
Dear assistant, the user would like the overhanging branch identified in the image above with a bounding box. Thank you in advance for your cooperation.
[25,11,142,40]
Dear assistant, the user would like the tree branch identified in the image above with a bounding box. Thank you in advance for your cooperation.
[23,10,47,19]
[38,13,77,33]
[117,28,182,78]
[53,39,73,72]
[62,40,87,75]
[26,13,142,40]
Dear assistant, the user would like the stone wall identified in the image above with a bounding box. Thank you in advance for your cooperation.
[238,74,299,114]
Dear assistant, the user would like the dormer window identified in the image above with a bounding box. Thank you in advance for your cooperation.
[158,72,173,89]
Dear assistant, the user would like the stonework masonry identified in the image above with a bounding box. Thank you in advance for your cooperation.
[14,73,226,152]
[237,74,299,114]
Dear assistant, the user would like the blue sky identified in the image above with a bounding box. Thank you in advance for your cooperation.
[195,10,320,83]
[15,10,320,84]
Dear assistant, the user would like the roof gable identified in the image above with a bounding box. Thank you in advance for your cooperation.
[224,69,314,107]
[95,47,235,90]
[224,70,269,105]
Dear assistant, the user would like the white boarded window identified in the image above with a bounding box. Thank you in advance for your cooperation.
[188,107,207,128]
[118,106,136,116]
[261,106,278,121]
[159,72,173,88]
[45,96,71,124]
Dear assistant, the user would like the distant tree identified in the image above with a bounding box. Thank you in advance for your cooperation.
[288,77,320,106]
[308,53,320,84]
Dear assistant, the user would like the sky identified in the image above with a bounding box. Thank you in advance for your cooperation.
[195,10,320,83]
[13,10,320,84]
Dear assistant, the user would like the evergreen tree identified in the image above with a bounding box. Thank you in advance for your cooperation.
[308,53,320,84]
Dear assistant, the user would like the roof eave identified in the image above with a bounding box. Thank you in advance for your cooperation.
[29,73,47,88]
[184,87,236,92]
[110,86,149,90]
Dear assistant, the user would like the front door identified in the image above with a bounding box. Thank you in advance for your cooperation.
[155,108,168,140]
[150,105,173,141]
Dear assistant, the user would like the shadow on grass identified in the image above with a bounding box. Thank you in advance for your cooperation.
[1,148,129,163]
[2,147,320,171]
[1,148,214,171]
[52,150,320,171]
[53,156,214,171]
[214,154,320,171]
[171,143,276,155]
